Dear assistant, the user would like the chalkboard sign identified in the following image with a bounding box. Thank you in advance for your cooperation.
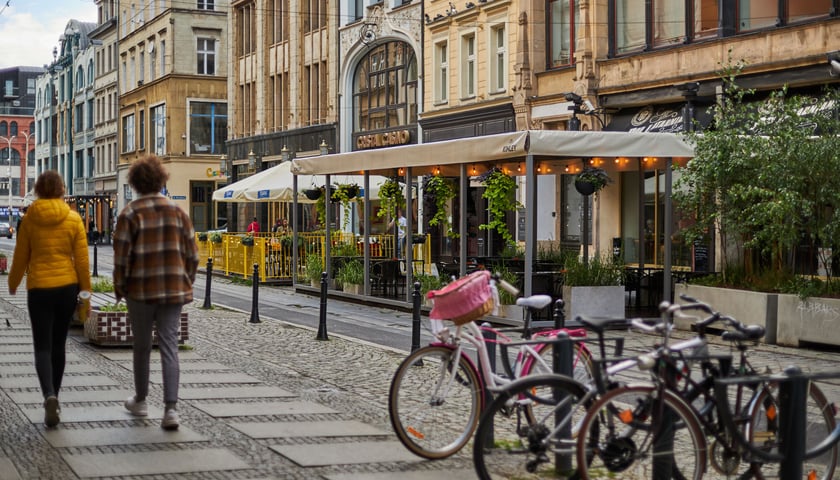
[693,241,709,273]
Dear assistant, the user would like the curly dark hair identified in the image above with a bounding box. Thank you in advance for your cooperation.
[128,155,169,194]
[34,170,65,199]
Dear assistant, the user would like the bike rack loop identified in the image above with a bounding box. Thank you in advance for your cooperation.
[713,367,840,479]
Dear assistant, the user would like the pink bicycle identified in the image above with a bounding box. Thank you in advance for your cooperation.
[388,270,594,459]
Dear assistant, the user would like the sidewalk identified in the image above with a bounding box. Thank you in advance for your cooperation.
[0,274,474,480]
[2,272,840,479]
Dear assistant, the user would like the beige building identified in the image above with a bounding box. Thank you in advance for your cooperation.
[116,0,228,232]
[224,0,339,232]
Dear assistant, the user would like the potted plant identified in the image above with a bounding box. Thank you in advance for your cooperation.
[574,166,612,196]
[303,188,322,200]
[336,258,365,294]
[240,234,255,246]
[332,183,360,230]
[84,276,188,346]
[423,175,457,238]
[416,273,447,305]
[562,253,625,320]
[305,253,324,287]
[492,264,521,319]
[209,232,223,244]
[197,232,208,242]
[478,168,522,248]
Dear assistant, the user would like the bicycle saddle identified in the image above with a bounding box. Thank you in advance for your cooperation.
[720,324,765,342]
[576,315,630,334]
[515,295,552,310]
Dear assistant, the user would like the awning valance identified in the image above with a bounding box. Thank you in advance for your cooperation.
[290,130,695,175]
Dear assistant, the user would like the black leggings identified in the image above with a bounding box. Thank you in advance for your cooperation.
[27,285,78,398]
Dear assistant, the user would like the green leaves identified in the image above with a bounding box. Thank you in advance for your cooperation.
[479,169,521,248]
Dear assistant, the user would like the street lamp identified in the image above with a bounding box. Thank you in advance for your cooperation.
[0,135,15,222]
[218,154,227,176]
[20,130,34,199]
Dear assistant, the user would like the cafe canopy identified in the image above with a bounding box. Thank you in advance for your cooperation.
[289,129,696,301]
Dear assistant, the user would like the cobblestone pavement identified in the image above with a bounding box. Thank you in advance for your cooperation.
[1,272,840,479]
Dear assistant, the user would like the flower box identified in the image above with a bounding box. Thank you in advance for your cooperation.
[84,308,189,347]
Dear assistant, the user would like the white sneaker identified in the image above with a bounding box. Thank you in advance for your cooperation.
[161,408,179,430]
[124,396,148,416]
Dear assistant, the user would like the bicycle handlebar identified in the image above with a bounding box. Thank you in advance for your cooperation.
[491,272,520,297]
[669,294,757,336]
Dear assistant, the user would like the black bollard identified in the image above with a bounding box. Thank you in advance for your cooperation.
[779,366,807,480]
[411,281,421,353]
[481,322,497,448]
[92,243,98,277]
[202,258,213,309]
[316,271,329,340]
[553,298,566,329]
[249,263,261,323]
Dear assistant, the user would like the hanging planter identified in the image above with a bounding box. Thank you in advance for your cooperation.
[241,234,255,246]
[478,168,521,248]
[423,175,457,238]
[574,166,611,196]
[304,188,322,200]
[377,178,405,221]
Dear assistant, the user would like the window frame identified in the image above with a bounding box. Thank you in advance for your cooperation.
[122,113,135,153]
[489,21,507,93]
[197,37,217,75]
[460,32,476,100]
[434,39,448,104]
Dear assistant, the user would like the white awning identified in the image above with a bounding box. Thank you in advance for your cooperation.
[290,130,695,175]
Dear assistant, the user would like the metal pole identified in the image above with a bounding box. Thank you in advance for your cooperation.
[411,281,421,352]
[92,243,98,277]
[553,332,572,472]
[202,258,213,309]
[779,366,806,480]
[316,271,329,340]
[481,321,496,448]
[249,263,261,323]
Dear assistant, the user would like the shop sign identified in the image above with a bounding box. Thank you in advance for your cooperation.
[356,129,411,150]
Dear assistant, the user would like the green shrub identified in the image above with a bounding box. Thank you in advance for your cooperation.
[563,253,624,287]
[336,259,364,287]
[306,254,324,282]
[91,277,114,293]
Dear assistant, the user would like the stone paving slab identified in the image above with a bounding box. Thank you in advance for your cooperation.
[230,420,389,438]
[0,374,118,389]
[151,372,262,385]
[0,352,80,363]
[270,441,419,466]
[8,389,132,404]
[61,448,250,477]
[97,350,202,361]
[23,405,164,423]
[179,385,295,400]
[324,471,476,480]
[0,337,28,344]
[193,401,337,417]
[116,360,232,371]
[1,363,99,375]
[0,457,21,480]
[0,344,31,353]
[42,425,207,447]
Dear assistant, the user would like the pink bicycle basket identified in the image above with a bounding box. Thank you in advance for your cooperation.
[428,270,493,325]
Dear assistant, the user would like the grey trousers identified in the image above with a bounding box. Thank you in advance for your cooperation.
[126,299,182,405]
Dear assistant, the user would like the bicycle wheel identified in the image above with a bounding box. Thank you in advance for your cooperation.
[388,344,482,459]
[576,384,707,480]
[747,382,838,480]
[527,341,594,385]
[473,373,589,479]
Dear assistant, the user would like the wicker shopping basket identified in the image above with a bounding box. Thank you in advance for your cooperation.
[427,270,493,325]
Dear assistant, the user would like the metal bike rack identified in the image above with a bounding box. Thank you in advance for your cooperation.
[714,367,840,479]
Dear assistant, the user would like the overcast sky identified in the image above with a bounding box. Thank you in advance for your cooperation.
[0,0,97,70]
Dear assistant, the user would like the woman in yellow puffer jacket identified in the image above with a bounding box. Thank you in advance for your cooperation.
[8,170,91,428]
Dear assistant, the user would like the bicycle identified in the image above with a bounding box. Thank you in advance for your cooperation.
[388,269,595,459]
[575,298,839,480]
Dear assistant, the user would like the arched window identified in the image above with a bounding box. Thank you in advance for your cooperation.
[76,65,84,90]
[352,40,418,137]
[28,122,34,136]
[9,122,17,136]
[0,121,6,137]
[0,147,20,166]
[88,59,94,83]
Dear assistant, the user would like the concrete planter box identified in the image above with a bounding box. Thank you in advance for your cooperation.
[674,284,777,344]
[343,283,362,295]
[776,294,840,348]
[562,285,625,321]
[84,309,189,347]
